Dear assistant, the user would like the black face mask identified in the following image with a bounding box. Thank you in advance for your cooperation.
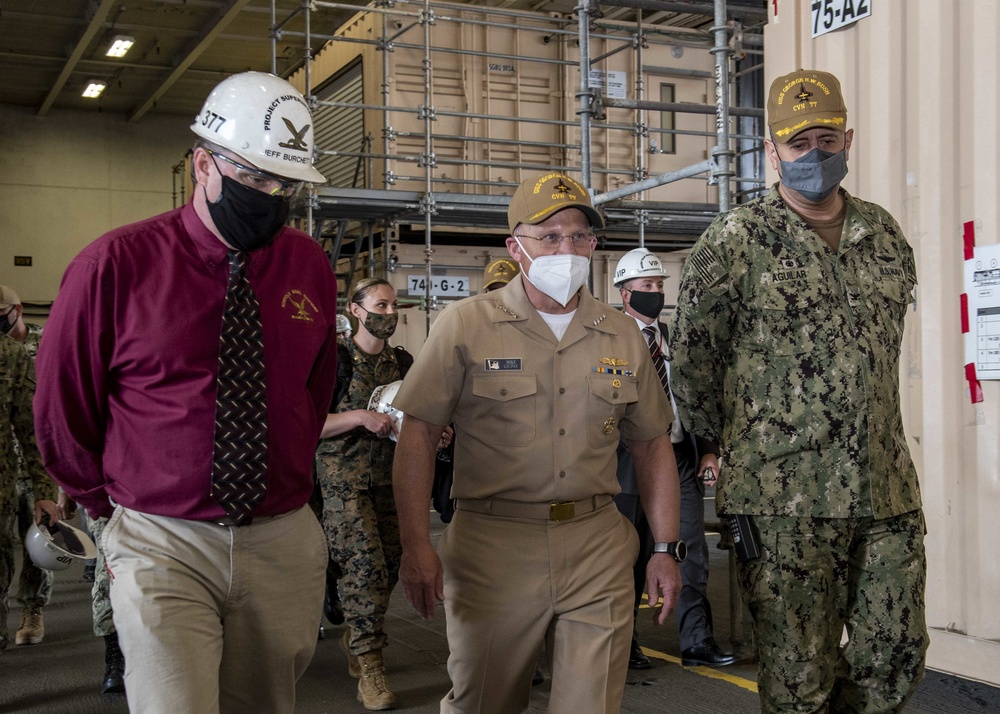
[206,175,290,253]
[627,289,664,320]
[0,307,15,335]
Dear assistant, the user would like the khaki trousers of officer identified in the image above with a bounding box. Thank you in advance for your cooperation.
[439,501,638,714]
[103,505,327,714]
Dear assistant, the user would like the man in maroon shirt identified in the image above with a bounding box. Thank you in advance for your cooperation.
[34,72,338,714]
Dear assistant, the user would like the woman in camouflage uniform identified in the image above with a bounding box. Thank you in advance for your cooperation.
[315,278,409,711]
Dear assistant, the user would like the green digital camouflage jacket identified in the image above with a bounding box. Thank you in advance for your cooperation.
[2,334,56,513]
[668,185,921,519]
[315,338,407,490]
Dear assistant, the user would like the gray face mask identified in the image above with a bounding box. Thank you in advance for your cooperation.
[779,148,848,202]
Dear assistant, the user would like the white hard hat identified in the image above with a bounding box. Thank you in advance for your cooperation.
[336,314,352,336]
[368,380,404,442]
[613,247,667,286]
[25,519,98,571]
[191,71,325,183]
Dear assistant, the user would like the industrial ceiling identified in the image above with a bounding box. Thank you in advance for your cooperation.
[0,1,766,121]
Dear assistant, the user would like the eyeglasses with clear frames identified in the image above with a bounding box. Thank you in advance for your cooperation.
[513,232,596,249]
[206,150,304,199]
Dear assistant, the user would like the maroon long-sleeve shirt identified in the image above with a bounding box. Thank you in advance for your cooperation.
[34,202,338,520]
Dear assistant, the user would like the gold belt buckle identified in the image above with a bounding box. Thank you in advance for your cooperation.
[549,501,575,521]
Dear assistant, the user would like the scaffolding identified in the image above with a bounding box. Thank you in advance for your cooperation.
[270,0,765,326]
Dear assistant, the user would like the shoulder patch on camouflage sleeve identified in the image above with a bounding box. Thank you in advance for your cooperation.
[687,244,727,290]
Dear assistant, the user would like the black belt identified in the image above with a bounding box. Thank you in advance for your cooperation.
[455,494,613,522]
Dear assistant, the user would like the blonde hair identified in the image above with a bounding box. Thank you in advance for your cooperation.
[349,277,393,306]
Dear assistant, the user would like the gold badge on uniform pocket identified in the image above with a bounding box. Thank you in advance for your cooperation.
[603,417,616,434]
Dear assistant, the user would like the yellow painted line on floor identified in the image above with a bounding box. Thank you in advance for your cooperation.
[637,597,758,693]
[640,647,759,693]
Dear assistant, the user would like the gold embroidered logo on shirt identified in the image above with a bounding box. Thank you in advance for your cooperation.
[281,290,319,321]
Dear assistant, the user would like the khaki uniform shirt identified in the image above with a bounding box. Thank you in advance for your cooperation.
[2,334,56,513]
[668,185,920,519]
[394,276,672,503]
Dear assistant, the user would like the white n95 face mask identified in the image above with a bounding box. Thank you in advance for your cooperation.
[514,237,591,306]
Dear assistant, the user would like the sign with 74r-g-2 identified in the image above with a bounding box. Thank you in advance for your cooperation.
[812,0,871,38]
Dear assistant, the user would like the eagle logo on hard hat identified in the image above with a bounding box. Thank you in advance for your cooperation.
[279,118,310,152]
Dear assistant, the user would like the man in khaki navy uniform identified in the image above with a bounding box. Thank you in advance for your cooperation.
[669,70,928,713]
[393,172,682,714]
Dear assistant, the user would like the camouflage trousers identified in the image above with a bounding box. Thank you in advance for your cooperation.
[0,513,17,642]
[319,479,401,657]
[14,487,53,609]
[87,515,116,636]
[737,510,928,714]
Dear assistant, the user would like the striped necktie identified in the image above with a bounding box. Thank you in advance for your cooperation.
[210,250,268,525]
[642,324,670,396]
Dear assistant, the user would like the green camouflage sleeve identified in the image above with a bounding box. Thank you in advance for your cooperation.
[9,342,57,503]
[668,215,738,445]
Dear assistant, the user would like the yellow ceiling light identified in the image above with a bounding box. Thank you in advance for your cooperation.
[82,80,107,98]
[106,35,135,58]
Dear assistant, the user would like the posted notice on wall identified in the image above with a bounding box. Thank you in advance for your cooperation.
[588,70,628,99]
[964,242,1000,380]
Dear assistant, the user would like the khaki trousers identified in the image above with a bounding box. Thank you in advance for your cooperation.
[103,505,327,714]
[439,501,638,714]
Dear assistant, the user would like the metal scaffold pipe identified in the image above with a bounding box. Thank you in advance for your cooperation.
[710,0,734,212]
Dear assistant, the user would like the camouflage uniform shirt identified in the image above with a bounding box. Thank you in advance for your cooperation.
[668,185,920,519]
[15,323,43,498]
[2,334,56,513]
[315,339,405,490]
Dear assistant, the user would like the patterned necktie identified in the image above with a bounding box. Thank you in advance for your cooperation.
[211,250,268,525]
[642,325,670,396]
[644,324,684,441]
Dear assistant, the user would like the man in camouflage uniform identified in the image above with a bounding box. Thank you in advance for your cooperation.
[668,70,928,713]
[1,284,60,653]
[3,290,54,647]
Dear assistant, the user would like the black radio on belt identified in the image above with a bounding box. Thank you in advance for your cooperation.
[725,514,760,563]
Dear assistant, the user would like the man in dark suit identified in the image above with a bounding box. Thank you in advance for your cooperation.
[614,248,736,669]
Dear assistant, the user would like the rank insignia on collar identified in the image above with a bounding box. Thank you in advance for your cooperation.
[496,303,519,319]
[592,314,607,326]
[600,357,628,367]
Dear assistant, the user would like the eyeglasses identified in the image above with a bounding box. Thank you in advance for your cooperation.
[206,150,304,198]
[513,232,596,249]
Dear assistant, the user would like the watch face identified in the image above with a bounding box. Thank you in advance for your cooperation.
[674,540,687,562]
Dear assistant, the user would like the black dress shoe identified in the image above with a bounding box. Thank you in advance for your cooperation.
[102,633,126,694]
[681,637,737,667]
[628,637,651,670]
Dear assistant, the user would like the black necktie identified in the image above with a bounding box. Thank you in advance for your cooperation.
[642,325,670,397]
[211,251,268,525]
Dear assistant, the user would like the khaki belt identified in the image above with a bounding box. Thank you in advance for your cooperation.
[455,494,613,522]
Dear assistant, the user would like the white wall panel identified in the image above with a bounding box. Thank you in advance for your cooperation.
[0,106,192,303]
[767,0,1000,686]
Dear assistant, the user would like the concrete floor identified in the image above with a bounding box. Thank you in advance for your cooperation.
[2,511,999,713]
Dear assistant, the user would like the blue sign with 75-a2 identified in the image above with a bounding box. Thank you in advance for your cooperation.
[812,0,871,38]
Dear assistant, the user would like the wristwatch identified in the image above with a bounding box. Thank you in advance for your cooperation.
[652,540,687,562]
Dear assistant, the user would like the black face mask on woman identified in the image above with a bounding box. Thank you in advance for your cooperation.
[206,175,290,253]
[627,289,665,320]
